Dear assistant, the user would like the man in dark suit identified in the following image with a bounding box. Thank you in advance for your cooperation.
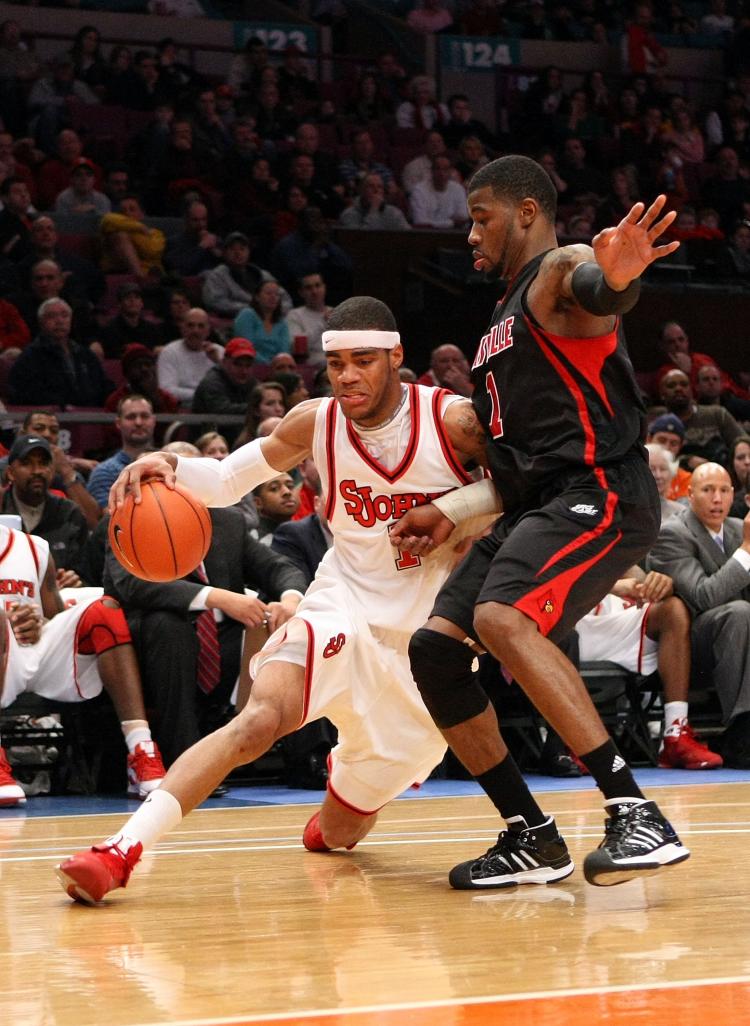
[649,462,750,766]
[104,498,307,765]
[270,486,335,786]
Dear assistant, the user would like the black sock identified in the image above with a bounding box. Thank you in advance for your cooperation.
[476,754,547,828]
[579,739,644,802]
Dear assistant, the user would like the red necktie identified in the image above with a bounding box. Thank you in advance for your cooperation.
[195,563,221,694]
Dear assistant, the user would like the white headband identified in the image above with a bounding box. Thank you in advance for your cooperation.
[322,329,400,352]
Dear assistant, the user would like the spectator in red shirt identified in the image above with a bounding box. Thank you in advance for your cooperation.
[0,296,30,355]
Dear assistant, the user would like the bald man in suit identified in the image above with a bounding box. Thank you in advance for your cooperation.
[649,463,750,767]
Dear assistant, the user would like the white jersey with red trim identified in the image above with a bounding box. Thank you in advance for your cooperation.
[312,383,482,637]
[0,525,104,708]
[0,526,49,612]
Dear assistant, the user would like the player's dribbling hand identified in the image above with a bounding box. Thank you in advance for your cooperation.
[389,505,456,554]
[9,602,43,646]
[108,453,178,513]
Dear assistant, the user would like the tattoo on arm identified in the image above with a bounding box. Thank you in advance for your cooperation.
[455,407,488,461]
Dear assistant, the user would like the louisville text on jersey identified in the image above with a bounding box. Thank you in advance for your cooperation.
[471,315,515,371]
[340,480,450,528]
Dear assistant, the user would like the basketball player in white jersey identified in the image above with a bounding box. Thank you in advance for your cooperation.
[0,519,166,806]
[57,296,573,904]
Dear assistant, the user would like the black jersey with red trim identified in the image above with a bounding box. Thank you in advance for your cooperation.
[470,252,647,514]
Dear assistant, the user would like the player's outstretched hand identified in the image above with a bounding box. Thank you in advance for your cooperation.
[108,452,178,513]
[389,504,456,554]
[592,194,680,289]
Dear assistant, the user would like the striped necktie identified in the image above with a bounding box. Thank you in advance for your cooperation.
[195,563,221,694]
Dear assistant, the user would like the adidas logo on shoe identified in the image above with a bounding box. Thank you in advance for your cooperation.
[583,798,690,887]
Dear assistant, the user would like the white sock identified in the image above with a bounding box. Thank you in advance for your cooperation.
[103,789,183,854]
[663,702,688,736]
[122,720,153,753]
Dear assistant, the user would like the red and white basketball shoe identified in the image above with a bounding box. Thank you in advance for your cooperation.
[302,811,358,852]
[126,741,167,799]
[659,721,723,770]
[0,747,26,806]
[56,838,143,905]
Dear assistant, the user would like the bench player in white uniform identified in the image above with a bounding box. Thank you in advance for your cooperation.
[57,295,549,904]
[0,522,166,806]
[574,565,721,770]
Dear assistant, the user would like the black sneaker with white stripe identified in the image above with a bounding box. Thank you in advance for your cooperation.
[583,798,690,887]
[449,816,574,890]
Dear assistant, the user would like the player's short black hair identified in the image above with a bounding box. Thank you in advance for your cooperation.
[327,296,396,333]
[468,155,557,223]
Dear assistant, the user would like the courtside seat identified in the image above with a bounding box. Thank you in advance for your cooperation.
[580,660,661,766]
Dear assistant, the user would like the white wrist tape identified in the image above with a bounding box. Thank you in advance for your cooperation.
[176,438,279,506]
[432,478,502,525]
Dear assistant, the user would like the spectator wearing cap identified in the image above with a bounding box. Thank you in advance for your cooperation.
[652,368,743,470]
[192,338,259,446]
[86,394,156,507]
[202,231,290,318]
[164,199,222,277]
[156,307,223,405]
[99,282,162,359]
[53,157,111,216]
[99,194,166,278]
[646,413,693,501]
[1,409,102,530]
[1,434,89,587]
[7,297,111,406]
[214,84,236,131]
[644,412,693,500]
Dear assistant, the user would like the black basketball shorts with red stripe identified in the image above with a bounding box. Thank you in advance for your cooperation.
[430,454,660,644]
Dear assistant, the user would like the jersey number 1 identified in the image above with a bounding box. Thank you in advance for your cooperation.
[395,548,421,571]
[485,373,504,438]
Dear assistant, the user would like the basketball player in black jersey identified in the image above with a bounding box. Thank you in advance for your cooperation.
[392,154,690,888]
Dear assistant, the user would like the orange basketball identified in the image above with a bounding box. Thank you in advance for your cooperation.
[108,480,212,582]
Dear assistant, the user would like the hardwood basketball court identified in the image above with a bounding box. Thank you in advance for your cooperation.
[1,773,749,1026]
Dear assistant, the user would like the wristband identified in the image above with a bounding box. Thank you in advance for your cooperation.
[571,262,641,316]
[432,479,502,525]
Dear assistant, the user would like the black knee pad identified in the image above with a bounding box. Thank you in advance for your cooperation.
[408,628,489,729]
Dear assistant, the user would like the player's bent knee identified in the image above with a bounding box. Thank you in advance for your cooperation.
[408,628,489,729]
[473,601,524,649]
[76,597,132,656]
[229,696,287,757]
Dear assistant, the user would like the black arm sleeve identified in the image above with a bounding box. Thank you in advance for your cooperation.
[571,261,641,316]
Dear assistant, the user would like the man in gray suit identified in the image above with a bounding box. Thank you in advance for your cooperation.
[649,462,750,767]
